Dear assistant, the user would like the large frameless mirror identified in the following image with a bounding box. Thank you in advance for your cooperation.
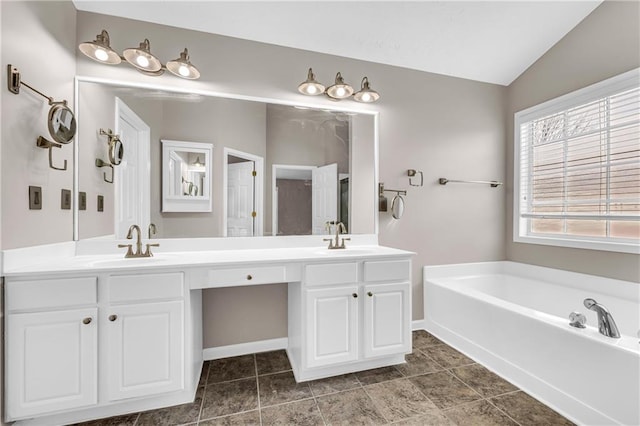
[74,78,377,240]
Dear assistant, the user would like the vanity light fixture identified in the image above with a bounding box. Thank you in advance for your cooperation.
[297,68,325,96]
[297,68,380,102]
[78,29,201,80]
[326,72,354,100]
[123,39,162,73]
[353,77,380,103]
[78,30,121,65]
[166,48,200,79]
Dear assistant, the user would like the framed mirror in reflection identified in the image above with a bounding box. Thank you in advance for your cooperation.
[162,140,212,212]
[75,78,377,240]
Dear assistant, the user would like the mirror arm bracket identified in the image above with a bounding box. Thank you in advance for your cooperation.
[37,136,67,171]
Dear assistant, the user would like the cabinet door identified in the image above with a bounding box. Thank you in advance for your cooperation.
[305,286,359,368]
[363,282,411,358]
[106,301,184,401]
[6,309,98,419]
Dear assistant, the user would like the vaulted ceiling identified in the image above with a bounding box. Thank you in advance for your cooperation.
[73,1,602,86]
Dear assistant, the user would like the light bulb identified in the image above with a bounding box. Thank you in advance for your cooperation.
[178,65,190,77]
[336,87,346,97]
[306,85,318,95]
[361,92,372,102]
[136,55,149,68]
[94,49,108,61]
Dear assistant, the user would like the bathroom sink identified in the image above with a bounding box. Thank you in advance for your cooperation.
[313,247,379,256]
[85,255,172,268]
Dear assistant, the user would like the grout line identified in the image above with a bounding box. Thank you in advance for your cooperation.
[359,380,391,424]
[486,397,524,426]
[132,412,141,426]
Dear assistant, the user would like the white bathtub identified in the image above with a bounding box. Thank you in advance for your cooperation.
[423,261,640,426]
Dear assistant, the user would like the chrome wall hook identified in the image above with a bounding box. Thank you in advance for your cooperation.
[408,169,423,187]
[95,158,114,183]
[36,136,67,171]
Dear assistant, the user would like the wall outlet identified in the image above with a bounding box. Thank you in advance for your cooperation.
[79,191,87,210]
[29,186,42,210]
[61,189,71,210]
[97,195,104,212]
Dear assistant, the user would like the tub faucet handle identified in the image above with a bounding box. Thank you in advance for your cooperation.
[569,311,586,329]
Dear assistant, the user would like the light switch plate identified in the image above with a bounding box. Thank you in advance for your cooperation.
[79,191,87,210]
[97,195,104,212]
[61,189,71,210]
[29,186,42,210]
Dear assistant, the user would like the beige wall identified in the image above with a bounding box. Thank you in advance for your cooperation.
[506,1,640,282]
[1,1,77,249]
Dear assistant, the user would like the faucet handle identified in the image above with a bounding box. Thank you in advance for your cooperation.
[339,237,351,248]
[323,238,334,249]
[569,311,586,328]
[144,243,160,257]
[118,244,134,258]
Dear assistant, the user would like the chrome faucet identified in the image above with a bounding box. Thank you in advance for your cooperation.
[323,221,350,249]
[118,224,160,258]
[584,298,621,338]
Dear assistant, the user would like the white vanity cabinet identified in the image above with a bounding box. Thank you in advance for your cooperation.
[4,271,192,424]
[5,277,99,420]
[289,257,412,382]
[105,273,185,401]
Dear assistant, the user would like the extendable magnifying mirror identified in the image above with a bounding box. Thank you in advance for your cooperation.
[100,128,124,165]
[7,65,77,144]
[391,194,405,219]
[48,103,77,144]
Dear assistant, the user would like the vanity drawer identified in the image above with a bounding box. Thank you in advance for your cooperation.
[108,273,184,303]
[363,260,410,282]
[305,262,358,286]
[6,277,97,311]
[209,266,286,287]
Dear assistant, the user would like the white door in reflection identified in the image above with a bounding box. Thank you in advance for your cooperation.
[115,98,150,239]
[312,163,338,235]
[227,160,255,237]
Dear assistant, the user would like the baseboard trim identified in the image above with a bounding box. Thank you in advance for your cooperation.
[203,337,288,360]
[412,319,426,331]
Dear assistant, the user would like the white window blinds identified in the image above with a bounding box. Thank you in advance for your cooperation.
[515,69,640,253]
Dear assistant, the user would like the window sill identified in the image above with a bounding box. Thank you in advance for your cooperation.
[513,234,640,254]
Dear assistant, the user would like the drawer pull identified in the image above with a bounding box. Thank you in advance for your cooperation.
[82,317,92,325]
[109,314,118,322]
[247,274,253,280]
[367,291,373,297]
[352,293,358,298]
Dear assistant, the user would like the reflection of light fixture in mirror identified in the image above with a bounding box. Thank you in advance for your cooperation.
[326,72,354,99]
[78,29,200,79]
[353,77,380,103]
[298,68,325,96]
[189,156,205,171]
[78,30,121,64]
[166,48,200,79]
[123,39,162,73]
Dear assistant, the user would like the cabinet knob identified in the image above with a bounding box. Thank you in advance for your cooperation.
[109,314,118,322]
[367,291,373,297]
[82,317,92,325]
[247,274,253,280]
[352,293,358,298]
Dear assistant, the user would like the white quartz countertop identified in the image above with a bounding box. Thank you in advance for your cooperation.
[2,245,415,277]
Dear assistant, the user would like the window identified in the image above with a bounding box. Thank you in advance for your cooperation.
[514,69,639,254]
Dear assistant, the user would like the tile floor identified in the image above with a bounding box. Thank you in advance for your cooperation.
[75,330,574,425]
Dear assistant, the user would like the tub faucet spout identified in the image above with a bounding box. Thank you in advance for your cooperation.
[584,298,621,338]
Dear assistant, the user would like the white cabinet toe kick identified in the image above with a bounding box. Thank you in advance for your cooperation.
[3,246,413,425]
